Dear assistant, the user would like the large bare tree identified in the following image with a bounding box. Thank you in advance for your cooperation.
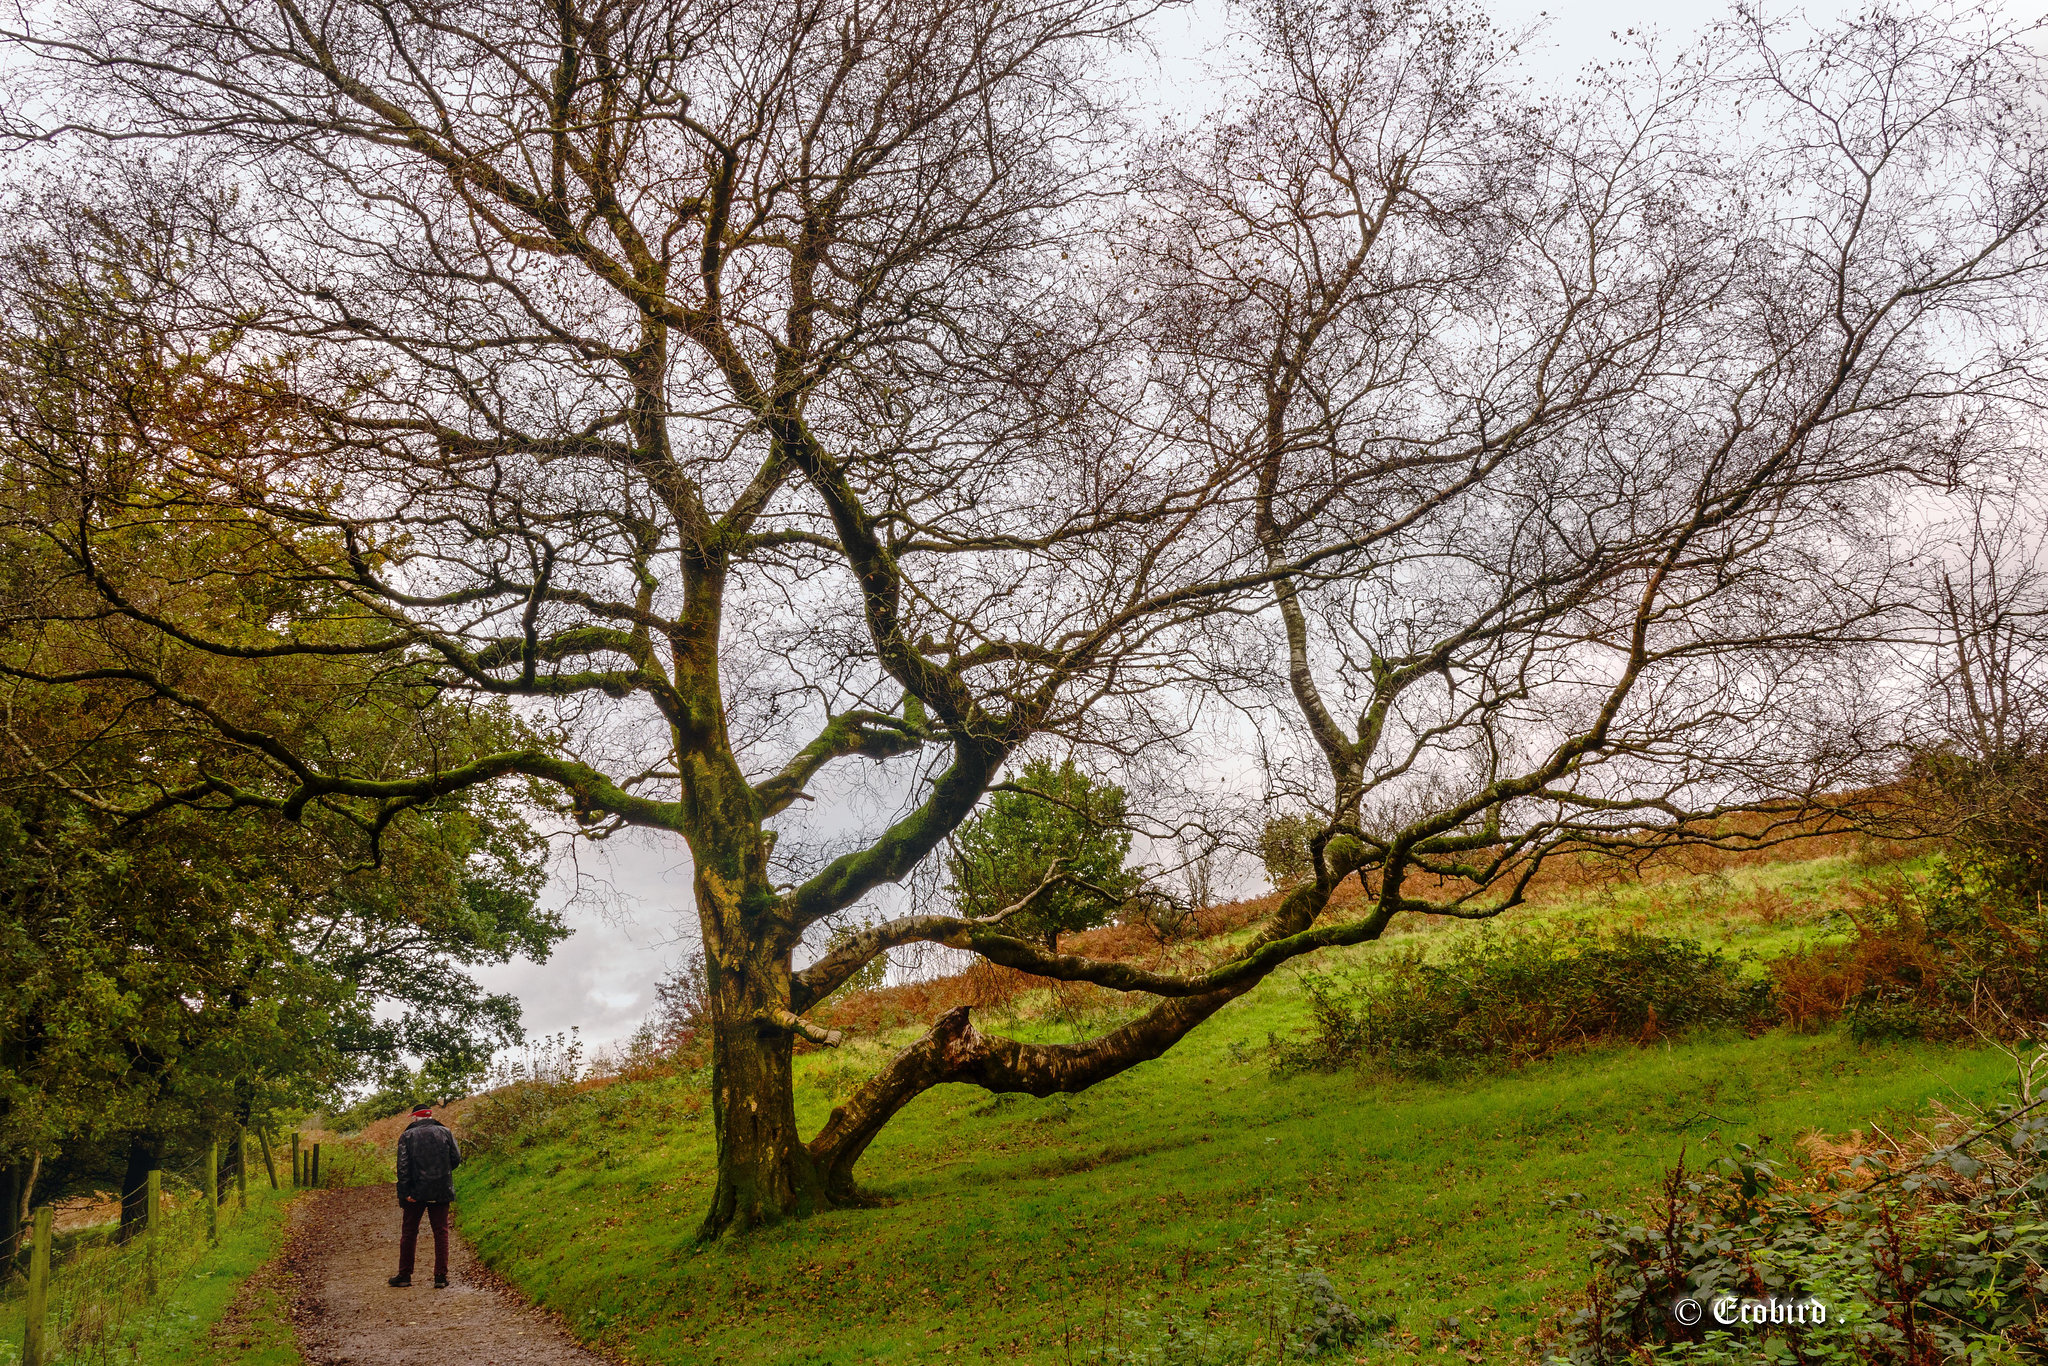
[2,0,2044,1235]
[1132,1,2048,903]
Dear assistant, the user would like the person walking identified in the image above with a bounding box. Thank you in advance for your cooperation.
[388,1105,462,1289]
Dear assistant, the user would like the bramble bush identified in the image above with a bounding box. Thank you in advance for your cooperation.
[1553,1090,2048,1365]
[1270,926,1774,1078]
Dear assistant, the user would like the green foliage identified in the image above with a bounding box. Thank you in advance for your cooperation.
[1851,862,2048,1043]
[0,766,558,1183]
[1269,926,1774,1078]
[1258,812,1321,890]
[0,220,565,1181]
[1905,745,2048,902]
[1555,1098,2048,1365]
[946,757,1141,947]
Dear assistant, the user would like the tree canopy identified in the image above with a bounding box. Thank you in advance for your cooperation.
[0,226,564,1217]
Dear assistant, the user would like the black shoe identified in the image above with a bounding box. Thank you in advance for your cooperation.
[433,1276,449,1289]
[388,1276,411,1288]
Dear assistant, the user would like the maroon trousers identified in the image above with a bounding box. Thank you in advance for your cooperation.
[397,1200,450,1281]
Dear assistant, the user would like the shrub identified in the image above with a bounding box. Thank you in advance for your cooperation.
[1553,1092,2048,1365]
[1270,925,1772,1078]
[1903,745,2048,902]
[1769,859,2048,1042]
[459,1031,589,1153]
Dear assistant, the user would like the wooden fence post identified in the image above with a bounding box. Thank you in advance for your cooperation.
[291,1133,300,1189]
[144,1168,161,1298]
[311,1143,321,1190]
[236,1127,249,1210]
[205,1139,219,1242]
[20,1206,50,1366]
[257,1128,279,1191]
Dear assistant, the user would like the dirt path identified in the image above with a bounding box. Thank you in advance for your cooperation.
[286,1185,610,1366]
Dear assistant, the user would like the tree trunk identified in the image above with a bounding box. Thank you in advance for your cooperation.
[693,846,829,1237]
[701,1012,826,1236]
[2,1159,22,1268]
[118,1132,162,1242]
[229,1090,254,1193]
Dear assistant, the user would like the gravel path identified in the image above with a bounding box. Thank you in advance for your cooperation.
[286,1185,609,1366]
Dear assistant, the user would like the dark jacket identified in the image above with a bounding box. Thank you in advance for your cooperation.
[395,1117,462,1204]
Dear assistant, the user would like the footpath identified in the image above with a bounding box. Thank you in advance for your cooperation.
[286,1185,608,1366]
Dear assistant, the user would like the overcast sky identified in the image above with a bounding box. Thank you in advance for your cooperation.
[469,0,1863,1056]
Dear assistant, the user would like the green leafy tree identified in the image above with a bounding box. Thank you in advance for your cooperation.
[946,759,1140,951]
[1258,813,1320,890]
[0,257,562,1233]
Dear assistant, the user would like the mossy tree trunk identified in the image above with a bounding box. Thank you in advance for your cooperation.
[692,831,831,1233]
[703,1001,823,1231]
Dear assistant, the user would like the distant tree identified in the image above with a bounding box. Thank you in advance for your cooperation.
[1258,813,1319,890]
[946,759,1141,952]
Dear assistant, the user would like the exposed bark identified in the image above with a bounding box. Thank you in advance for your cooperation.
[705,1016,826,1232]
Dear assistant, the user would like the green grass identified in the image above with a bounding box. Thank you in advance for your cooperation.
[455,857,2018,1364]
[0,1185,303,1366]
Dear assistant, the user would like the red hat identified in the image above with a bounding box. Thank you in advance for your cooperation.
[411,1106,433,1116]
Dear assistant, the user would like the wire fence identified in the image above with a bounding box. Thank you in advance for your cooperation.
[5,1131,387,1366]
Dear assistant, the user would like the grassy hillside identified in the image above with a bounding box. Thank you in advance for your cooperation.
[451,850,2021,1364]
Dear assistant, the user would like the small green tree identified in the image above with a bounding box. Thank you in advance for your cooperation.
[1258,812,1321,890]
[946,759,1140,951]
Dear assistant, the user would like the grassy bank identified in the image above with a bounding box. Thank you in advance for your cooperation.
[453,851,2017,1364]
[0,1184,303,1366]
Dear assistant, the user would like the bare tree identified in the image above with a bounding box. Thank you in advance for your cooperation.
[1875,490,2048,879]
[1134,0,2048,876]
[806,1,2048,1190]
[1,0,2044,1237]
